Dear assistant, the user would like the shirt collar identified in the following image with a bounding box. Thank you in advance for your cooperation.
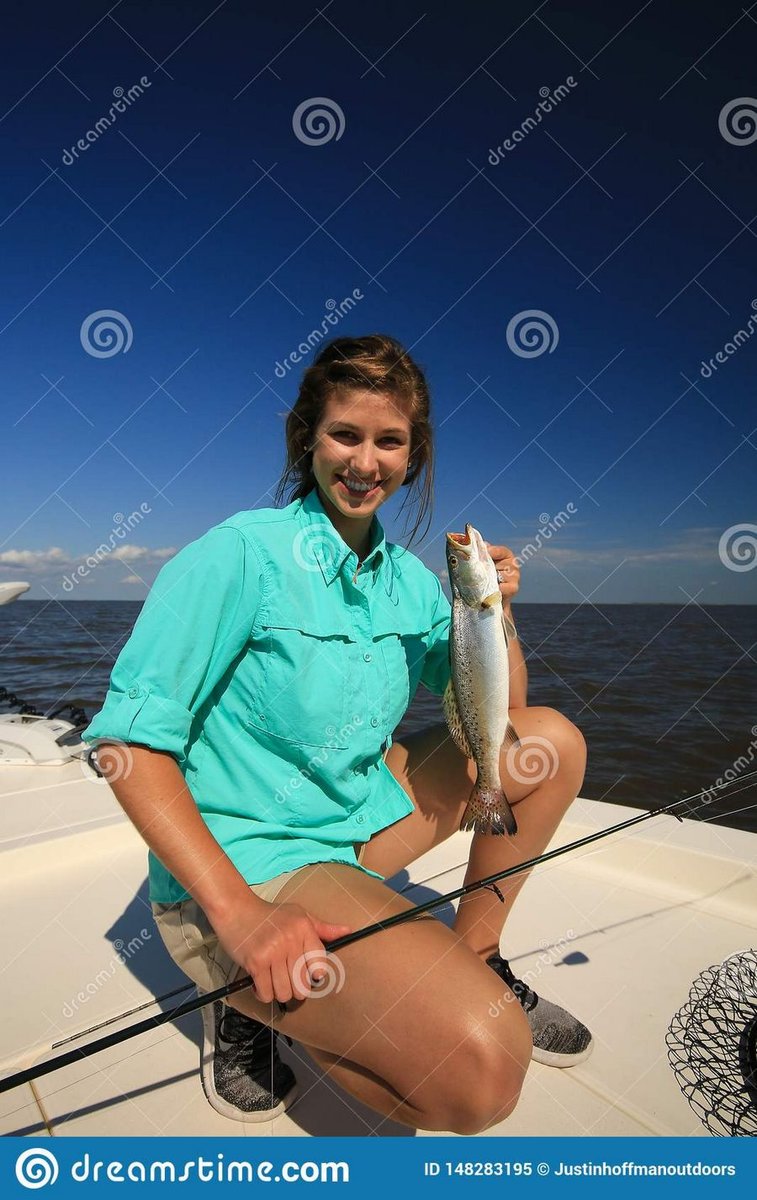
[296,486,397,599]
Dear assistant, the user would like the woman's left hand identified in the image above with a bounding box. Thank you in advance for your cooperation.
[485,542,520,610]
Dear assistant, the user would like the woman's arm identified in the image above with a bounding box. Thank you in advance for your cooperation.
[504,603,528,709]
[98,742,352,1004]
[98,742,258,925]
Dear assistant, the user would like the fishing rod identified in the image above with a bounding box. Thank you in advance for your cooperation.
[2,768,756,1096]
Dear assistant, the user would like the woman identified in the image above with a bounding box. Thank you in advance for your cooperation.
[83,334,591,1135]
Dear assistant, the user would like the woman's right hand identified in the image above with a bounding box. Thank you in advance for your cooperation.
[212,892,353,1004]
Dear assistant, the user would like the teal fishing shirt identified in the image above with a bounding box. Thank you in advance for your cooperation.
[82,487,452,902]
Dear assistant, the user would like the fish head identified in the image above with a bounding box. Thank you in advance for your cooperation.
[445,524,500,609]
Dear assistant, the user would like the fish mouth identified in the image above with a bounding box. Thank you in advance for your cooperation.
[446,524,486,560]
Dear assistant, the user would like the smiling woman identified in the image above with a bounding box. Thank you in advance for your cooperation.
[82,333,589,1135]
[273,333,435,555]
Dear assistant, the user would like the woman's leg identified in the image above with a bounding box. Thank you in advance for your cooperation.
[224,861,532,1134]
[366,705,587,960]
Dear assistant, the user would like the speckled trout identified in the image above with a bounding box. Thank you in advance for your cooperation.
[444,525,520,836]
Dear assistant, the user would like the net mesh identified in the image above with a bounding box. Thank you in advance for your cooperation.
[666,949,757,1137]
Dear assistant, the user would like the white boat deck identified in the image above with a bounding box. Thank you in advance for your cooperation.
[1,762,755,1138]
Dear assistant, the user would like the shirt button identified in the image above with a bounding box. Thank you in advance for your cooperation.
[356,814,365,824]
[370,716,379,727]
[363,652,372,662]
[128,686,139,699]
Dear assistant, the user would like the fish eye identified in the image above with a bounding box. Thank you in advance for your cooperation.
[448,554,458,568]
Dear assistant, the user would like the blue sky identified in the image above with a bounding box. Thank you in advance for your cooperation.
[2,0,756,603]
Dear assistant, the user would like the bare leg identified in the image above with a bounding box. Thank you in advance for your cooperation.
[365,705,587,960]
[223,861,531,1134]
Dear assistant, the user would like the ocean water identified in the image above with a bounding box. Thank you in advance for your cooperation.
[1,601,755,834]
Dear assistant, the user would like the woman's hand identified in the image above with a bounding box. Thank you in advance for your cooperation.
[485,541,521,611]
[212,892,353,1005]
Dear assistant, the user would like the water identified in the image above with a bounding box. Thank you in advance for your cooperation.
[2,601,756,833]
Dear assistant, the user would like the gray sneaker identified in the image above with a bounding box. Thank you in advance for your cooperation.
[487,952,594,1068]
[199,992,298,1121]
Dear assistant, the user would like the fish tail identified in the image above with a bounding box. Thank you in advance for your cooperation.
[460,783,518,837]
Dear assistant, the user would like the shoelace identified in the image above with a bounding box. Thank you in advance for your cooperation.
[489,954,539,1014]
[218,1005,293,1074]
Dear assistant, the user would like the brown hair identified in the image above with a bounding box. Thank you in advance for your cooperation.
[273,334,434,547]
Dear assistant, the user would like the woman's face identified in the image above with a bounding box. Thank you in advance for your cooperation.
[310,389,413,525]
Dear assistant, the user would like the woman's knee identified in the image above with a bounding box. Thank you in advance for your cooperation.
[511,706,587,783]
[428,1022,531,1135]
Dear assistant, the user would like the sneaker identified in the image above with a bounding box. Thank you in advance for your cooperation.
[198,991,299,1121]
[486,952,594,1068]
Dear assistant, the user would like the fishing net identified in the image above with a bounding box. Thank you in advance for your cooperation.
[666,949,757,1137]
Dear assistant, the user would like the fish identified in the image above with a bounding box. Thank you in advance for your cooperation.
[444,524,520,836]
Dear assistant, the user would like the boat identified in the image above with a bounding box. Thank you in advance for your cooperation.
[0,706,755,1138]
[0,582,30,606]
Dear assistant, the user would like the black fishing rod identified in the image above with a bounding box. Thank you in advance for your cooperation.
[2,769,756,1096]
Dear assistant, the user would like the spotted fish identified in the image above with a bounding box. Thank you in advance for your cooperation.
[444,524,520,836]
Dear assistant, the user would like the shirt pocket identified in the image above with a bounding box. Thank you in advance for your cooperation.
[246,617,356,750]
[372,614,434,733]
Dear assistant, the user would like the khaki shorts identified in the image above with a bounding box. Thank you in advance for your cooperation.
[151,843,368,995]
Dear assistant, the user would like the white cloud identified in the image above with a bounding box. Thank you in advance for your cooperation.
[110,544,177,563]
[0,544,177,575]
[0,547,70,567]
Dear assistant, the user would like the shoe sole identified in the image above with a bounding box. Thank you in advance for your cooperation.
[199,997,299,1123]
[531,1037,595,1069]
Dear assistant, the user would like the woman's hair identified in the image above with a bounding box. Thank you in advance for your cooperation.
[273,333,434,547]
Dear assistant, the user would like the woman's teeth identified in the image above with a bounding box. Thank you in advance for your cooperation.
[339,476,379,495]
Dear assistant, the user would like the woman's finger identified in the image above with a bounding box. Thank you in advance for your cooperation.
[270,956,294,1005]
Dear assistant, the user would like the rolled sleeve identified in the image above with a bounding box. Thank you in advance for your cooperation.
[82,524,265,761]
[419,574,452,697]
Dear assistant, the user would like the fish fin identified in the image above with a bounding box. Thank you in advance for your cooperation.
[443,678,474,759]
[480,591,501,609]
[460,783,518,837]
[502,610,517,642]
[503,721,520,751]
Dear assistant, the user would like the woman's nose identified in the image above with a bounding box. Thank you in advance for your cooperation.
[350,445,378,475]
